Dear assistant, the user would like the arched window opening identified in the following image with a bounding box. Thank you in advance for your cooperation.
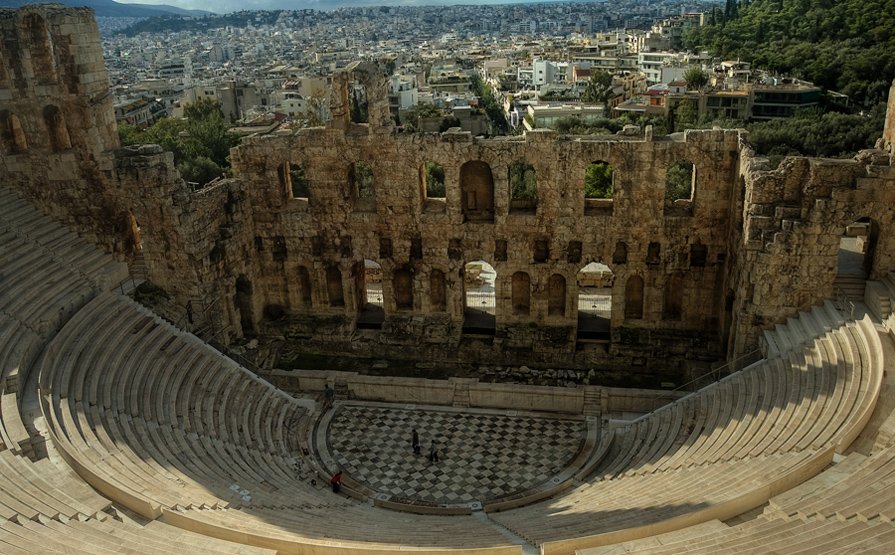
[326,265,345,308]
[584,161,613,199]
[127,212,142,256]
[665,160,695,215]
[548,274,567,317]
[422,161,445,198]
[357,259,384,329]
[1,112,27,154]
[509,160,537,213]
[690,244,707,267]
[25,14,56,84]
[625,275,644,320]
[349,161,375,211]
[584,160,614,215]
[349,82,369,124]
[463,260,496,334]
[511,272,531,316]
[663,274,684,321]
[612,241,628,265]
[297,266,312,308]
[394,268,414,311]
[646,242,661,265]
[459,161,495,223]
[577,262,613,341]
[280,162,309,200]
[837,218,878,284]
[430,270,447,312]
[43,105,71,151]
[235,274,255,337]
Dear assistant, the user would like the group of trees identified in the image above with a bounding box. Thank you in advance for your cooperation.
[119,97,239,184]
[683,0,895,106]
[401,102,462,132]
[471,74,509,134]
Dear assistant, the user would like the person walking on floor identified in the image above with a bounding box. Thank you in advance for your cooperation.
[412,428,420,455]
[427,440,439,463]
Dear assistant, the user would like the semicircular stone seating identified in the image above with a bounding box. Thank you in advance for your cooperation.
[0,186,276,553]
[39,292,520,554]
[488,307,886,554]
[4,183,895,554]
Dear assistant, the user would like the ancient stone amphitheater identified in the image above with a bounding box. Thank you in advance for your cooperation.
[4,5,895,554]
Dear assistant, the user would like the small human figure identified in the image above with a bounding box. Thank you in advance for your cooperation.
[427,440,439,463]
[330,469,343,493]
[322,383,334,411]
[412,428,420,455]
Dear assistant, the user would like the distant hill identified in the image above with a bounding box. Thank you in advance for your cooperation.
[0,0,211,18]
[120,10,285,36]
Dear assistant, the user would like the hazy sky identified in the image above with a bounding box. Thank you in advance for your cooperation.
[115,0,544,15]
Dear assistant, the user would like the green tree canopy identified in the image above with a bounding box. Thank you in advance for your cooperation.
[582,70,614,109]
[683,67,709,90]
[509,161,537,201]
[584,162,613,199]
[118,98,239,185]
[665,161,694,202]
[424,161,445,197]
[683,0,895,105]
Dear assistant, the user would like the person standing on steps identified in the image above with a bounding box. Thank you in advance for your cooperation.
[330,469,343,493]
[322,383,334,411]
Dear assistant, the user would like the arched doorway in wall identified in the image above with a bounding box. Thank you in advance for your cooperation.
[459,161,495,223]
[463,260,496,334]
[836,217,878,299]
[357,259,385,329]
[577,262,614,341]
[127,212,142,256]
[235,274,255,337]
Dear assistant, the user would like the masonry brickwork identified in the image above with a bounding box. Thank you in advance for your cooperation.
[0,6,130,253]
[4,6,895,384]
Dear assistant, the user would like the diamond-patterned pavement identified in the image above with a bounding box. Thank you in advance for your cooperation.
[325,404,586,505]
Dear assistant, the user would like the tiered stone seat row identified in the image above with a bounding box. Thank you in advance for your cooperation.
[768,448,895,524]
[579,515,895,554]
[0,193,278,553]
[163,505,521,554]
[866,271,895,334]
[488,314,883,554]
[580,444,895,553]
[40,292,518,553]
[0,187,127,295]
[0,514,275,554]
[761,300,847,358]
[591,317,880,479]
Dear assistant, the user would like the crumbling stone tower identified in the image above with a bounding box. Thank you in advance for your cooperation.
[0,6,129,253]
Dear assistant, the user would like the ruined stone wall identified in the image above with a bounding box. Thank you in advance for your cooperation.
[0,6,128,253]
[222,120,741,378]
[728,151,895,354]
[4,6,895,381]
[114,145,258,341]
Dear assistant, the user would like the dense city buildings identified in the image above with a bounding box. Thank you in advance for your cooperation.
[101,1,819,133]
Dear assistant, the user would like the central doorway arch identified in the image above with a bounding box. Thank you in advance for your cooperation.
[357,259,384,329]
[577,262,613,341]
[463,260,496,334]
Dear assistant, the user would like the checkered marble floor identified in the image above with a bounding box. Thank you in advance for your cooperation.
[325,404,586,506]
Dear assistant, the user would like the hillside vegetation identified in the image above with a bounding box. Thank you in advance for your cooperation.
[683,0,895,105]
